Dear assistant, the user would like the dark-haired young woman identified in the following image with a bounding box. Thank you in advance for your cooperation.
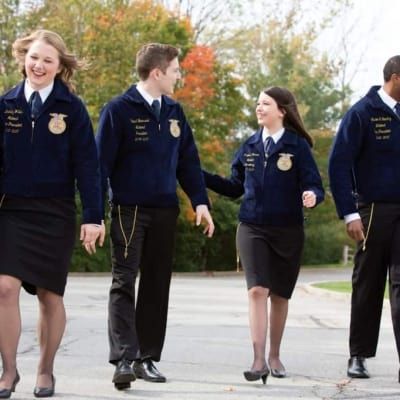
[204,86,324,384]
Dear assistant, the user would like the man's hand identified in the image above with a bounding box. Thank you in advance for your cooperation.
[195,204,215,238]
[346,219,365,242]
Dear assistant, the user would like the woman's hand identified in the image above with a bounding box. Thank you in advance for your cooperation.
[80,222,105,255]
[302,191,316,208]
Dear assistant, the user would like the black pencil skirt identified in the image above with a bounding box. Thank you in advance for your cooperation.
[0,195,76,296]
[236,222,304,299]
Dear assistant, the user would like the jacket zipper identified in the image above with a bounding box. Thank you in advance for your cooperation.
[31,119,35,143]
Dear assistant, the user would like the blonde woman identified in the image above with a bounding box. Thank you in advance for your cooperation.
[0,30,104,398]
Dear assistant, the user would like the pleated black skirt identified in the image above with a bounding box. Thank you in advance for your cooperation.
[0,195,76,296]
[236,222,304,299]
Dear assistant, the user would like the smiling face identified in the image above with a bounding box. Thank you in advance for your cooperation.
[255,91,285,132]
[24,39,61,90]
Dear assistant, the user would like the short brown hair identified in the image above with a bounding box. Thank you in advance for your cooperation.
[136,43,179,80]
[263,86,313,147]
[12,29,87,92]
[383,55,400,82]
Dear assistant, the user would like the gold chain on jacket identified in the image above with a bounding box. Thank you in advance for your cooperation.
[0,194,5,209]
[362,202,374,251]
[118,205,138,259]
[236,222,241,272]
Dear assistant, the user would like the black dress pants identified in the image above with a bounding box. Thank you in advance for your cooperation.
[350,203,400,359]
[108,205,179,364]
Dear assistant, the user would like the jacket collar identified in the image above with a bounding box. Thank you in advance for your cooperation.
[3,79,73,103]
[123,85,178,107]
[248,128,300,156]
[364,85,398,118]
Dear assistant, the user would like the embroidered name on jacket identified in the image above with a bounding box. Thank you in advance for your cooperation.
[371,116,392,140]
[131,118,150,141]
[4,109,23,134]
[243,152,260,171]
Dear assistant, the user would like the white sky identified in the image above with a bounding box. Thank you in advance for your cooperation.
[192,0,400,101]
[317,0,400,100]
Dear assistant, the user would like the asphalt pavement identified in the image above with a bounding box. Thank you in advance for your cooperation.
[10,267,400,399]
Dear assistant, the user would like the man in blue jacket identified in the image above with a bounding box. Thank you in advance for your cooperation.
[329,55,400,382]
[96,43,214,390]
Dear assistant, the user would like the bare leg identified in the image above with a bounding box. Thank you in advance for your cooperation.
[268,293,288,370]
[0,275,21,389]
[36,288,66,388]
[248,286,269,370]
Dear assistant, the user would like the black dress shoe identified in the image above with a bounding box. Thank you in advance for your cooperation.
[33,374,55,398]
[243,366,270,384]
[133,359,166,383]
[113,360,135,390]
[347,356,370,378]
[0,371,20,399]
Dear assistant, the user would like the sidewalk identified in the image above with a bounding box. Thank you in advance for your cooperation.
[13,267,400,399]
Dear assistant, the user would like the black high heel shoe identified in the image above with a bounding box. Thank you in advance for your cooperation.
[270,367,286,378]
[0,370,20,399]
[33,374,55,398]
[243,366,270,384]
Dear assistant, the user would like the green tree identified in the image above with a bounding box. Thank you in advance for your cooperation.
[0,0,25,92]
[20,0,193,119]
[219,8,351,130]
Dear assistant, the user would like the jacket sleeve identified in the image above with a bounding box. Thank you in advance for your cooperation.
[176,106,210,209]
[70,99,102,224]
[328,109,364,218]
[203,147,245,199]
[297,139,324,206]
[95,102,123,218]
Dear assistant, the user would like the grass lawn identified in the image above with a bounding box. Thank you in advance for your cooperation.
[313,281,389,298]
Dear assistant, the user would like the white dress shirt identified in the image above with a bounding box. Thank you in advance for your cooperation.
[24,80,54,103]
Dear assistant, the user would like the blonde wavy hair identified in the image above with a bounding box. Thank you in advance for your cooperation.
[12,29,87,92]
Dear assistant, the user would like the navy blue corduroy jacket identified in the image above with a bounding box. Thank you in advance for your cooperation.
[329,86,400,218]
[95,85,209,213]
[204,129,324,226]
[0,79,102,224]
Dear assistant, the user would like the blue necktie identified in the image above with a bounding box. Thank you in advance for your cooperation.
[395,103,400,118]
[264,136,273,157]
[151,99,161,120]
[29,91,42,120]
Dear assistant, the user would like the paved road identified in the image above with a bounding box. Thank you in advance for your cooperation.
[11,267,400,399]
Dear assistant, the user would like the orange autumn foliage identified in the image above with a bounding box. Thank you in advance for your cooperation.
[201,139,225,156]
[175,45,216,110]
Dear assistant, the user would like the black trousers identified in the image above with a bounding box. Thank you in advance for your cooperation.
[108,205,179,364]
[350,203,400,360]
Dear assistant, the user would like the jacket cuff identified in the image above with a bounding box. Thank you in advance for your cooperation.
[82,208,102,225]
[190,193,211,211]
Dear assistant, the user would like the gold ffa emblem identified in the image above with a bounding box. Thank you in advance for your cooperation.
[277,153,294,171]
[169,119,180,138]
[48,113,67,134]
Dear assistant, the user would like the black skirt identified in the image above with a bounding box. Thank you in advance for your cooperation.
[0,195,76,296]
[236,222,304,299]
